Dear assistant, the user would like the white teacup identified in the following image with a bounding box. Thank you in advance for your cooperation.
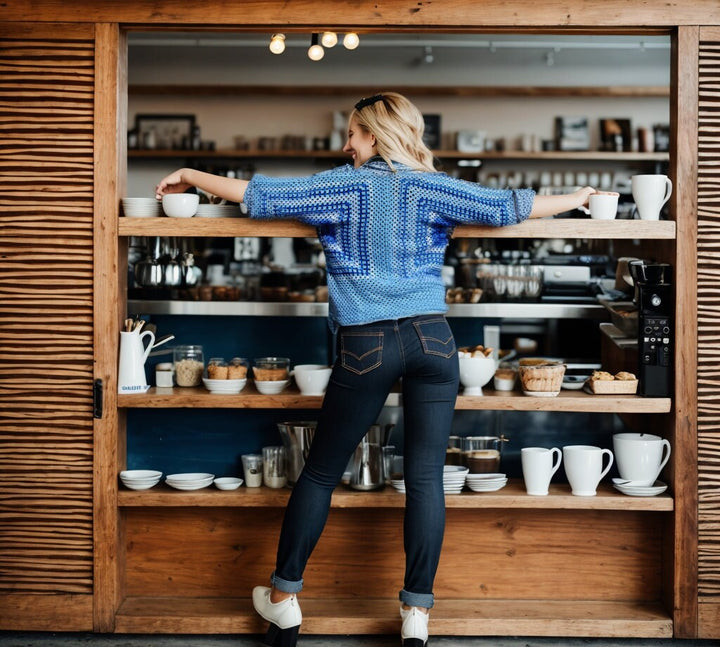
[521,447,562,496]
[586,191,619,220]
[293,364,332,396]
[613,432,671,487]
[631,174,672,220]
[563,445,613,496]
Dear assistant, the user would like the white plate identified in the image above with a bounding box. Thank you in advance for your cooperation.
[523,390,561,397]
[466,472,506,480]
[120,479,161,490]
[166,472,214,482]
[165,479,213,491]
[468,482,507,492]
[120,469,162,480]
[613,480,667,497]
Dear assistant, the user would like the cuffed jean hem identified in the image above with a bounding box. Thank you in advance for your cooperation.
[399,589,434,609]
[271,570,303,594]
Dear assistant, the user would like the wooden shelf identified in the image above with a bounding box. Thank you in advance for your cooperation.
[117,480,673,511]
[128,147,669,162]
[118,216,676,240]
[117,384,671,413]
[114,596,673,637]
[128,84,671,99]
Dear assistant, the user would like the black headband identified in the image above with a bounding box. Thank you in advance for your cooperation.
[354,94,385,111]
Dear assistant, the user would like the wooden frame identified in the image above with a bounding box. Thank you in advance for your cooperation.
[132,113,196,150]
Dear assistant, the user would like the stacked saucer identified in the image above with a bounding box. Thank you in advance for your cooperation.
[165,472,215,491]
[390,478,406,493]
[121,197,161,217]
[119,469,162,490]
[612,478,667,497]
[466,472,508,492]
[196,204,243,218]
[443,465,469,494]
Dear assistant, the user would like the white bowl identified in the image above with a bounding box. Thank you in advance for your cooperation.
[458,356,497,396]
[214,477,243,490]
[202,377,247,394]
[120,469,162,480]
[162,193,199,218]
[293,364,332,395]
[255,379,289,395]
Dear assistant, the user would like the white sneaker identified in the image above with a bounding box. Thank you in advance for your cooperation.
[400,604,429,645]
[252,586,302,630]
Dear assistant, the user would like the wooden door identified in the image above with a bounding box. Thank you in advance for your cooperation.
[0,23,96,630]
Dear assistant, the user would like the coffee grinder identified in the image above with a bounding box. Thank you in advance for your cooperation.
[629,260,673,397]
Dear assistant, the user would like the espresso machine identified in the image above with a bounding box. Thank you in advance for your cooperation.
[629,260,673,397]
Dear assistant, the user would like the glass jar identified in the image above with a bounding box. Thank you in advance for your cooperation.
[173,345,204,387]
[155,362,174,388]
[228,357,249,380]
[207,357,228,379]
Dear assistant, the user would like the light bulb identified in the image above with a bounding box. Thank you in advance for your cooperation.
[321,31,338,48]
[343,32,360,50]
[269,33,286,55]
[308,33,324,61]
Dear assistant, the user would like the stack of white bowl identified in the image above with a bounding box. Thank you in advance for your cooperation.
[121,197,161,218]
[390,477,406,493]
[202,377,247,394]
[443,465,469,493]
[196,204,241,218]
[119,469,162,490]
[466,472,508,492]
[165,472,215,490]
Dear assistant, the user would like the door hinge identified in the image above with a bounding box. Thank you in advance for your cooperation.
[93,378,103,419]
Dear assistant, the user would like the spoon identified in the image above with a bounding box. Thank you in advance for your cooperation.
[612,477,651,487]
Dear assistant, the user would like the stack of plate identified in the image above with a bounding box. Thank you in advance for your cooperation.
[121,197,161,217]
[202,377,247,394]
[612,479,667,497]
[196,204,243,218]
[390,478,406,493]
[443,465,469,494]
[466,472,508,492]
[165,472,215,491]
[119,469,162,490]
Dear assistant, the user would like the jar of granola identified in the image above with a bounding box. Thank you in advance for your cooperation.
[173,345,204,387]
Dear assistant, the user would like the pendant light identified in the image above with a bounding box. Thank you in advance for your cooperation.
[308,33,325,61]
[321,31,338,48]
[343,32,360,50]
[269,33,286,55]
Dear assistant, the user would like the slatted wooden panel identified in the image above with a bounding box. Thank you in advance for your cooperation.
[0,30,95,594]
[698,38,720,600]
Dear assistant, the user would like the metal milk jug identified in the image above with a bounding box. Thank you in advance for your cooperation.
[118,328,156,394]
[277,421,317,486]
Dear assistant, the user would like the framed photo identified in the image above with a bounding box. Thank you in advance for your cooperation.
[554,116,590,151]
[599,118,633,152]
[422,114,442,150]
[134,113,196,150]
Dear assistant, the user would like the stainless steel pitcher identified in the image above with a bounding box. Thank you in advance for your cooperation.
[349,424,394,491]
[277,421,317,486]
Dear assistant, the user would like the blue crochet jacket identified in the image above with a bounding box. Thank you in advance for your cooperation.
[245,158,535,331]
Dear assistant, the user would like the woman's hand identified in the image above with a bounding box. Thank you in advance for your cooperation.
[155,167,249,204]
[155,169,192,200]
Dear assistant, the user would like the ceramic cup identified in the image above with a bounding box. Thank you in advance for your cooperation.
[562,445,614,496]
[521,447,562,496]
[631,174,673,220]
[241,453,263,488]
[612,432,671,487]
[293,364,332,396]
[587,191,619,220]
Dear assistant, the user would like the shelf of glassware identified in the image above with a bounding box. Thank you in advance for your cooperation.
[118,216,676,240]
[117,384,671,414]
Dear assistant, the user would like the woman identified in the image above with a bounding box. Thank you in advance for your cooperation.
[156,92,594,647]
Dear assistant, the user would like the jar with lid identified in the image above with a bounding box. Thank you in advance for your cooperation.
[155,362,174,388]
[173,345,204,387]
[207,357,228,380]
[228,357,249,380]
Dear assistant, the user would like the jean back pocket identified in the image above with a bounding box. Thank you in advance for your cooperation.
[413,317,456,358]
[340,331,384,375]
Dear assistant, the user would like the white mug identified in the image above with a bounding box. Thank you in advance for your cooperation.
[580,191,619,220]
[631,174,673,220]
[521,447,562,496]
[613,433,671,487]
[563,445,614,496]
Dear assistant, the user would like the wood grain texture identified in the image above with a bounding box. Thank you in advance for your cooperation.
[0,23,95,627]
[697,28,720,638]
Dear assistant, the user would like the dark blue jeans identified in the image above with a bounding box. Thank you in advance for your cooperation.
[271,315,459,609]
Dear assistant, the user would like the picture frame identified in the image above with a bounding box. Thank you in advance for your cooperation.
[133,113,196,150]
[554,116,590,151]
[599,118,633,152]
[422,114,442,150]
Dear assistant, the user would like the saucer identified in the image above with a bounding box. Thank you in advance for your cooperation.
[613,480,667,497]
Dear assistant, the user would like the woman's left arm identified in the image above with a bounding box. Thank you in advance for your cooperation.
[155,167,249,203]
[529,186,595,219]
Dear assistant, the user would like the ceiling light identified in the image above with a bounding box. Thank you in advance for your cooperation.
[343,32,360,50]
[321,32,338,48]
[308,34,325,61]
[269,33,286,55]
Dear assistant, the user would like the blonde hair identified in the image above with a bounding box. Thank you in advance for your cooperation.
[351,91,437,172]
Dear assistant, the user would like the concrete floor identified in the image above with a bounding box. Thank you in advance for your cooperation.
[0,634,716,647]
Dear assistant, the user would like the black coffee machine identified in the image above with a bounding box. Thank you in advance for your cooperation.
[629,260,673,397]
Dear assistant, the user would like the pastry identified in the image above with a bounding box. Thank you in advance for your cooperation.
[615,371,637,381]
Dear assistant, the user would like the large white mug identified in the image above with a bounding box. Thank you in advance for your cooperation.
[631,174,673,220]
[521,447,562,496]
[613,432,671,486]
[563,445,614,496]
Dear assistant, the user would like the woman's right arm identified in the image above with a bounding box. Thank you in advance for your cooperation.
[155,167,249,203]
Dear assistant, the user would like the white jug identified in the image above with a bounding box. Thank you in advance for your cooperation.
[118,329,156,394]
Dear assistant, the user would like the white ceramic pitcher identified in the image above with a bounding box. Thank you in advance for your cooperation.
[118,329,156,394]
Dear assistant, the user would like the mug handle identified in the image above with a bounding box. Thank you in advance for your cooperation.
[661,177,673,208]
[656,439,672,478]
[599,449,614,481]
[550,447,562,477]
